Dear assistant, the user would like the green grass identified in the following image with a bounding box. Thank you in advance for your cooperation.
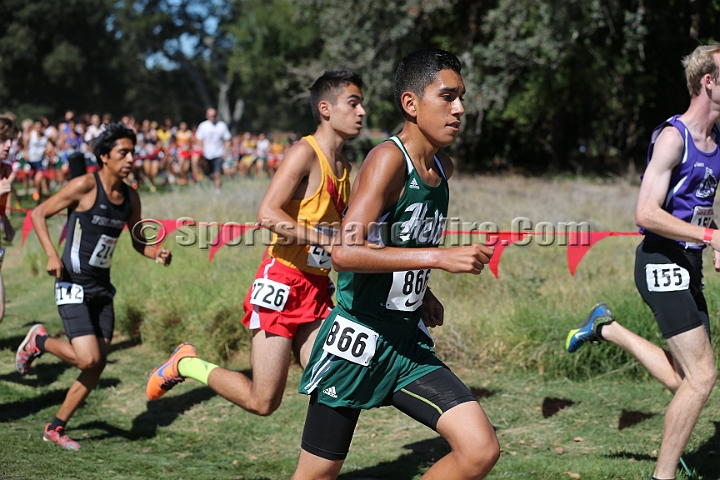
[1,177,719,479]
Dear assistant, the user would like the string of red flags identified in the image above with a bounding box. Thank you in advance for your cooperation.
[19,211,644,277]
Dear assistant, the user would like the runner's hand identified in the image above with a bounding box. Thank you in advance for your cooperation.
[439,243,493,274]
[714,249,720,272]
[46,256,63,279]
[0,178,11,196]
[421,289,444,328]
[155,248,172,267]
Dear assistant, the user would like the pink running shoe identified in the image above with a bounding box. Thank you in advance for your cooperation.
[16,324,47,375]
[43,424,80,451]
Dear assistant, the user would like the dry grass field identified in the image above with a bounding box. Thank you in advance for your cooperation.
[2,173,718,479]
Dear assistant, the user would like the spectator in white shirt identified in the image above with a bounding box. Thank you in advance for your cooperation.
[196,108,231,193]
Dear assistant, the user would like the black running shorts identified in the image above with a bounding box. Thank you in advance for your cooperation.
[58,296,115,341]
[634,238,710,340]
[300,367,477,461]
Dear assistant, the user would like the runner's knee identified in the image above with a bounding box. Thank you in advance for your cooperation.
[455,433,500,476]
[249,398,281,417]
[690,366,717,395]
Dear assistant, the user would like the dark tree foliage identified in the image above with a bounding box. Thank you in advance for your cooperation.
[0,0,131,120]
[3,0,719,171]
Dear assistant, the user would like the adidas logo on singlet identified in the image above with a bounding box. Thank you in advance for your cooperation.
[323,386,338,398]
[409,178,420,189]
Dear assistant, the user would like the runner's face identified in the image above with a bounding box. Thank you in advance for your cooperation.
[328,84,365,139]
[101,138,135,178]
[415,69,465,147]
[0,136,11,161]
[709,54,720,103]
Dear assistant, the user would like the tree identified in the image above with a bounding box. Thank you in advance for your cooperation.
[0,0,133,120]
[223,0,323,133]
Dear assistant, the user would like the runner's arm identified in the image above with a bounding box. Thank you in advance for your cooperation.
[636,126,720,250]
[30,175,94,278]
[332,144,492,274]
[256,140,336,251]
[127,189,171,266]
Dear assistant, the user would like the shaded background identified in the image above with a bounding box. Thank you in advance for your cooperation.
[0,0,715,173]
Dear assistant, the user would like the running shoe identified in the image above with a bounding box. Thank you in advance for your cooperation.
[145,343,197,400]
[44,424,80,451]
[566,302,615,353]
[16,324,47,374]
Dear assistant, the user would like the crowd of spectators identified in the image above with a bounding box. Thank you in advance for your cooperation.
[1,109,294,202]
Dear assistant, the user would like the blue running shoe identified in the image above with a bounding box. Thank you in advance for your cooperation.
[566,302,615,353]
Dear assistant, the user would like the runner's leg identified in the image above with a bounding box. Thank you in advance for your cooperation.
[422,401,499,480]
[54,335,111,422]
[601,321,683,391]
[0,272,5,323]
[292,318,323,368]
[654,326,716,479]
[390,368,499,479]
[292,392,358,480]
[206,329,292,415]
[293,450,344,480]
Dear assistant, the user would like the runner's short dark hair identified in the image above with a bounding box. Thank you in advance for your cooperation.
[0,115,17,140]
[394,49,462,117]
[309,71,363,125]
[93,122,137,165]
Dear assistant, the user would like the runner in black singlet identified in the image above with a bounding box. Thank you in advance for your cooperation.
[16,123,172,451]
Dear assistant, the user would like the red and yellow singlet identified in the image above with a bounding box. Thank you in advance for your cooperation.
[267,135,349,276]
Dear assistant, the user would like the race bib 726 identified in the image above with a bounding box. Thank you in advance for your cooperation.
[249,278,290,311]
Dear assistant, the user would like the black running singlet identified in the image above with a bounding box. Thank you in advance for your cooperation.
[60,172,132,291]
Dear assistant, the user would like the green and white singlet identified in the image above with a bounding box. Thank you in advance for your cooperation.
[299,136,450,409]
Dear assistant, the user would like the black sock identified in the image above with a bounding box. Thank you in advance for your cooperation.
[35,334,48,353]
[596,324,606,340]
[49,417,66,431]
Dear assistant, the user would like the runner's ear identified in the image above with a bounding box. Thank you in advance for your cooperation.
[318,100,331,121]
[400,91,417,118]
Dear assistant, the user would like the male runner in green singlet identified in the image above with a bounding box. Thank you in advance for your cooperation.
[293,49,499,480]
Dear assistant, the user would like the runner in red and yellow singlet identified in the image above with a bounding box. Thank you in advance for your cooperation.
[146,71,366,418]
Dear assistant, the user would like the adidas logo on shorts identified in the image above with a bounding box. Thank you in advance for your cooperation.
[323,386,338,398]
[409,178,420,189]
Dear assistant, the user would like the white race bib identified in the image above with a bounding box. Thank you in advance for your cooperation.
[322,315,378,366]
[249,278,290,312]
[386,269,431,311]
[55,282,84,305]
[645,263,690,292]
[307,226,337,269]
[88,234,118,268]
[686,206,714,247]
